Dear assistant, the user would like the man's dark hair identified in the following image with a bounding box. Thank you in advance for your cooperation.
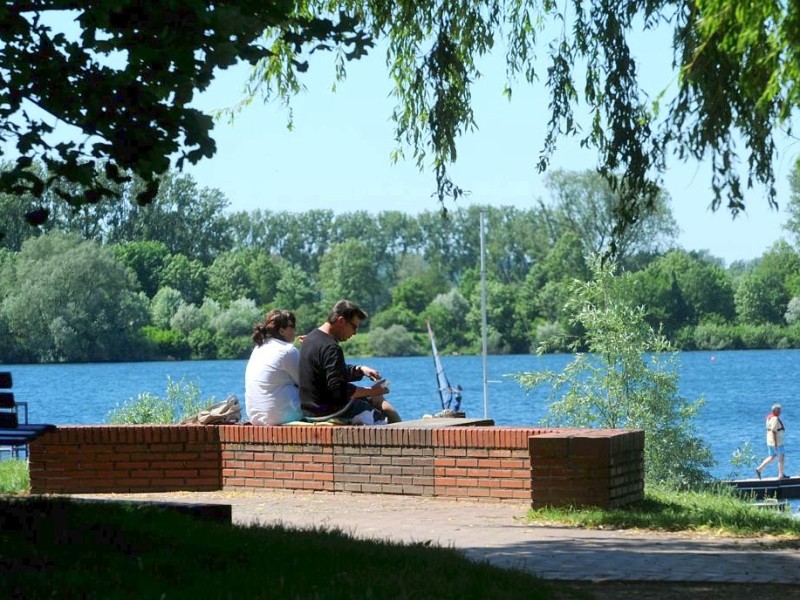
[327,300,368,325]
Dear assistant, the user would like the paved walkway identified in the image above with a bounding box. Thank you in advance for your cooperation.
[70,490,800,585]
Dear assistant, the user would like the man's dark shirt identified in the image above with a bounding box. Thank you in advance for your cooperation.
[298,328,364,417]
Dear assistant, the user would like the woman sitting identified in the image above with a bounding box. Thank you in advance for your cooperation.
[244,309,303,425]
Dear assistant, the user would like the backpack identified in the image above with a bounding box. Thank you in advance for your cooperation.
[181,395,242,425]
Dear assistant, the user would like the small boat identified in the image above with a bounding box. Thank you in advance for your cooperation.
[426,320,465,418]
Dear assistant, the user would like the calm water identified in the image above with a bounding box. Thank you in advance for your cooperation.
[6,349,799,482]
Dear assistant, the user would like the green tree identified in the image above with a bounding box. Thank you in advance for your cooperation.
[159,254,207,305]
[785,157,800,249]
[150,287,184,329]
[170,302,208,336]
[422,289,470,352]
[235,209,335,275]
[210,298,261,338]
[1,233,148,362]
[0,4,369,232]
[540,170,679,262]
[515,259,714,487]
[105,173,233,263]
[244,250,282,308]
[367,324,421,357]
[206,251,256,307]
[516,232,590,348]
[113,240,170,298]
[318,240,381,315]
[734,241,800,325]
[5,1,794,247]
[273,262,318,312]
[465,279,527,354]
[630,250,735,336]
[0,162,44,250]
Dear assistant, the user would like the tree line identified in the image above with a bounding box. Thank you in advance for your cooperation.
[3,162,800,364]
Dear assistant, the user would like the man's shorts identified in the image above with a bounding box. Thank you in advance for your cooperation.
[768,445,785,456]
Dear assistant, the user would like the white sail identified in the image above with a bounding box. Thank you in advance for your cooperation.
[427,320,459,411]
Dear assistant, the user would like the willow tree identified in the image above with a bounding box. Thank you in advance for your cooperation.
[246,0,796,248]
[2,1,796,248]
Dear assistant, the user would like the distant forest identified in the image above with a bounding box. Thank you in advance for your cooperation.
[3,162,800,364]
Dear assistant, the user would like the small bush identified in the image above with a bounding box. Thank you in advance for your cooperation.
[738,323,784,349]
[141,326,191,359]
[214,334,252,360]
[368,324,422,356]
[188,328,217,359]
[107,377,212,424]
[692,322,740,350]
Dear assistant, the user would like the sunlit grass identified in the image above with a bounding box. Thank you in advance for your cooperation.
[0,458,29,494]
[528,484,800,537]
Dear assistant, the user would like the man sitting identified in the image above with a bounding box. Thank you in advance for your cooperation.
[298,300,401,424]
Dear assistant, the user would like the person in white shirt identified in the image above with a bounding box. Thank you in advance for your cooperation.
[755,403,787,479]
[245,309,303,425]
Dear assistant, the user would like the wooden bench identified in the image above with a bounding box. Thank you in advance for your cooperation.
[0,372,55,457]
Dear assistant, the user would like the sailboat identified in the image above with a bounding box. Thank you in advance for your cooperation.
[426,320,466,418]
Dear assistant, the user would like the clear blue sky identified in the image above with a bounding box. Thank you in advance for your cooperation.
[184,31,795,266]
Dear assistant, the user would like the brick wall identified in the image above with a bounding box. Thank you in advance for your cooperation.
[29,426,222,494]
[29,425,644,508]
[529,429,645,509]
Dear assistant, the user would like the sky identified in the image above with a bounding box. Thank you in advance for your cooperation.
[14,12,798,265]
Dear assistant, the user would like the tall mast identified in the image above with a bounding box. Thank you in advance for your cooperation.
[480,211,489,419]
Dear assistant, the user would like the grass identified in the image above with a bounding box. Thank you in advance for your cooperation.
[0,497,553,599]
[0,457,29,494]
[527,483,800,537]
[4,460,799,598]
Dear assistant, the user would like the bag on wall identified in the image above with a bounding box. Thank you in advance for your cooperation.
[181,395,242,425]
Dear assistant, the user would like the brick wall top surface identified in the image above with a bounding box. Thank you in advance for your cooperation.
[534,428,643,439]
[40,424,642,450]
[37,425,221,444]
[217,424,560,449]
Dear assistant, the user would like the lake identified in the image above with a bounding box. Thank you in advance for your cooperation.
[5,349,798,482]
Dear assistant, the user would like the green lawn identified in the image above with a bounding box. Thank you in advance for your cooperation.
[4,459,799,599]
[528,484,800,537]
[0,496,554,599]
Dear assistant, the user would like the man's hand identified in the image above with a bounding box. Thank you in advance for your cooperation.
[359,365,381,381]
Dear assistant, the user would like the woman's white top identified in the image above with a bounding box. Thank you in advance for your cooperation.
[244,338,303,425]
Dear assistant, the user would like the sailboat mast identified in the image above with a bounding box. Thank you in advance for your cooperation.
[480,211,489,419]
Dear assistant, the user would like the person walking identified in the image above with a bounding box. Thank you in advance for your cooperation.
[755,403,787,479]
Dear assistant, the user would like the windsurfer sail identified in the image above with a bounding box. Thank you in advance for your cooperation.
[426,320,462,412]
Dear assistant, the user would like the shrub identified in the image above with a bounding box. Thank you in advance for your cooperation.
[141,326,191,360]
[738,323,784,349]
[107,377,211,424]
[215,334,252,360]
[368,325,422,356]
[515,259,714,488]
[188,329,217,359]
[692,322,740,351]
